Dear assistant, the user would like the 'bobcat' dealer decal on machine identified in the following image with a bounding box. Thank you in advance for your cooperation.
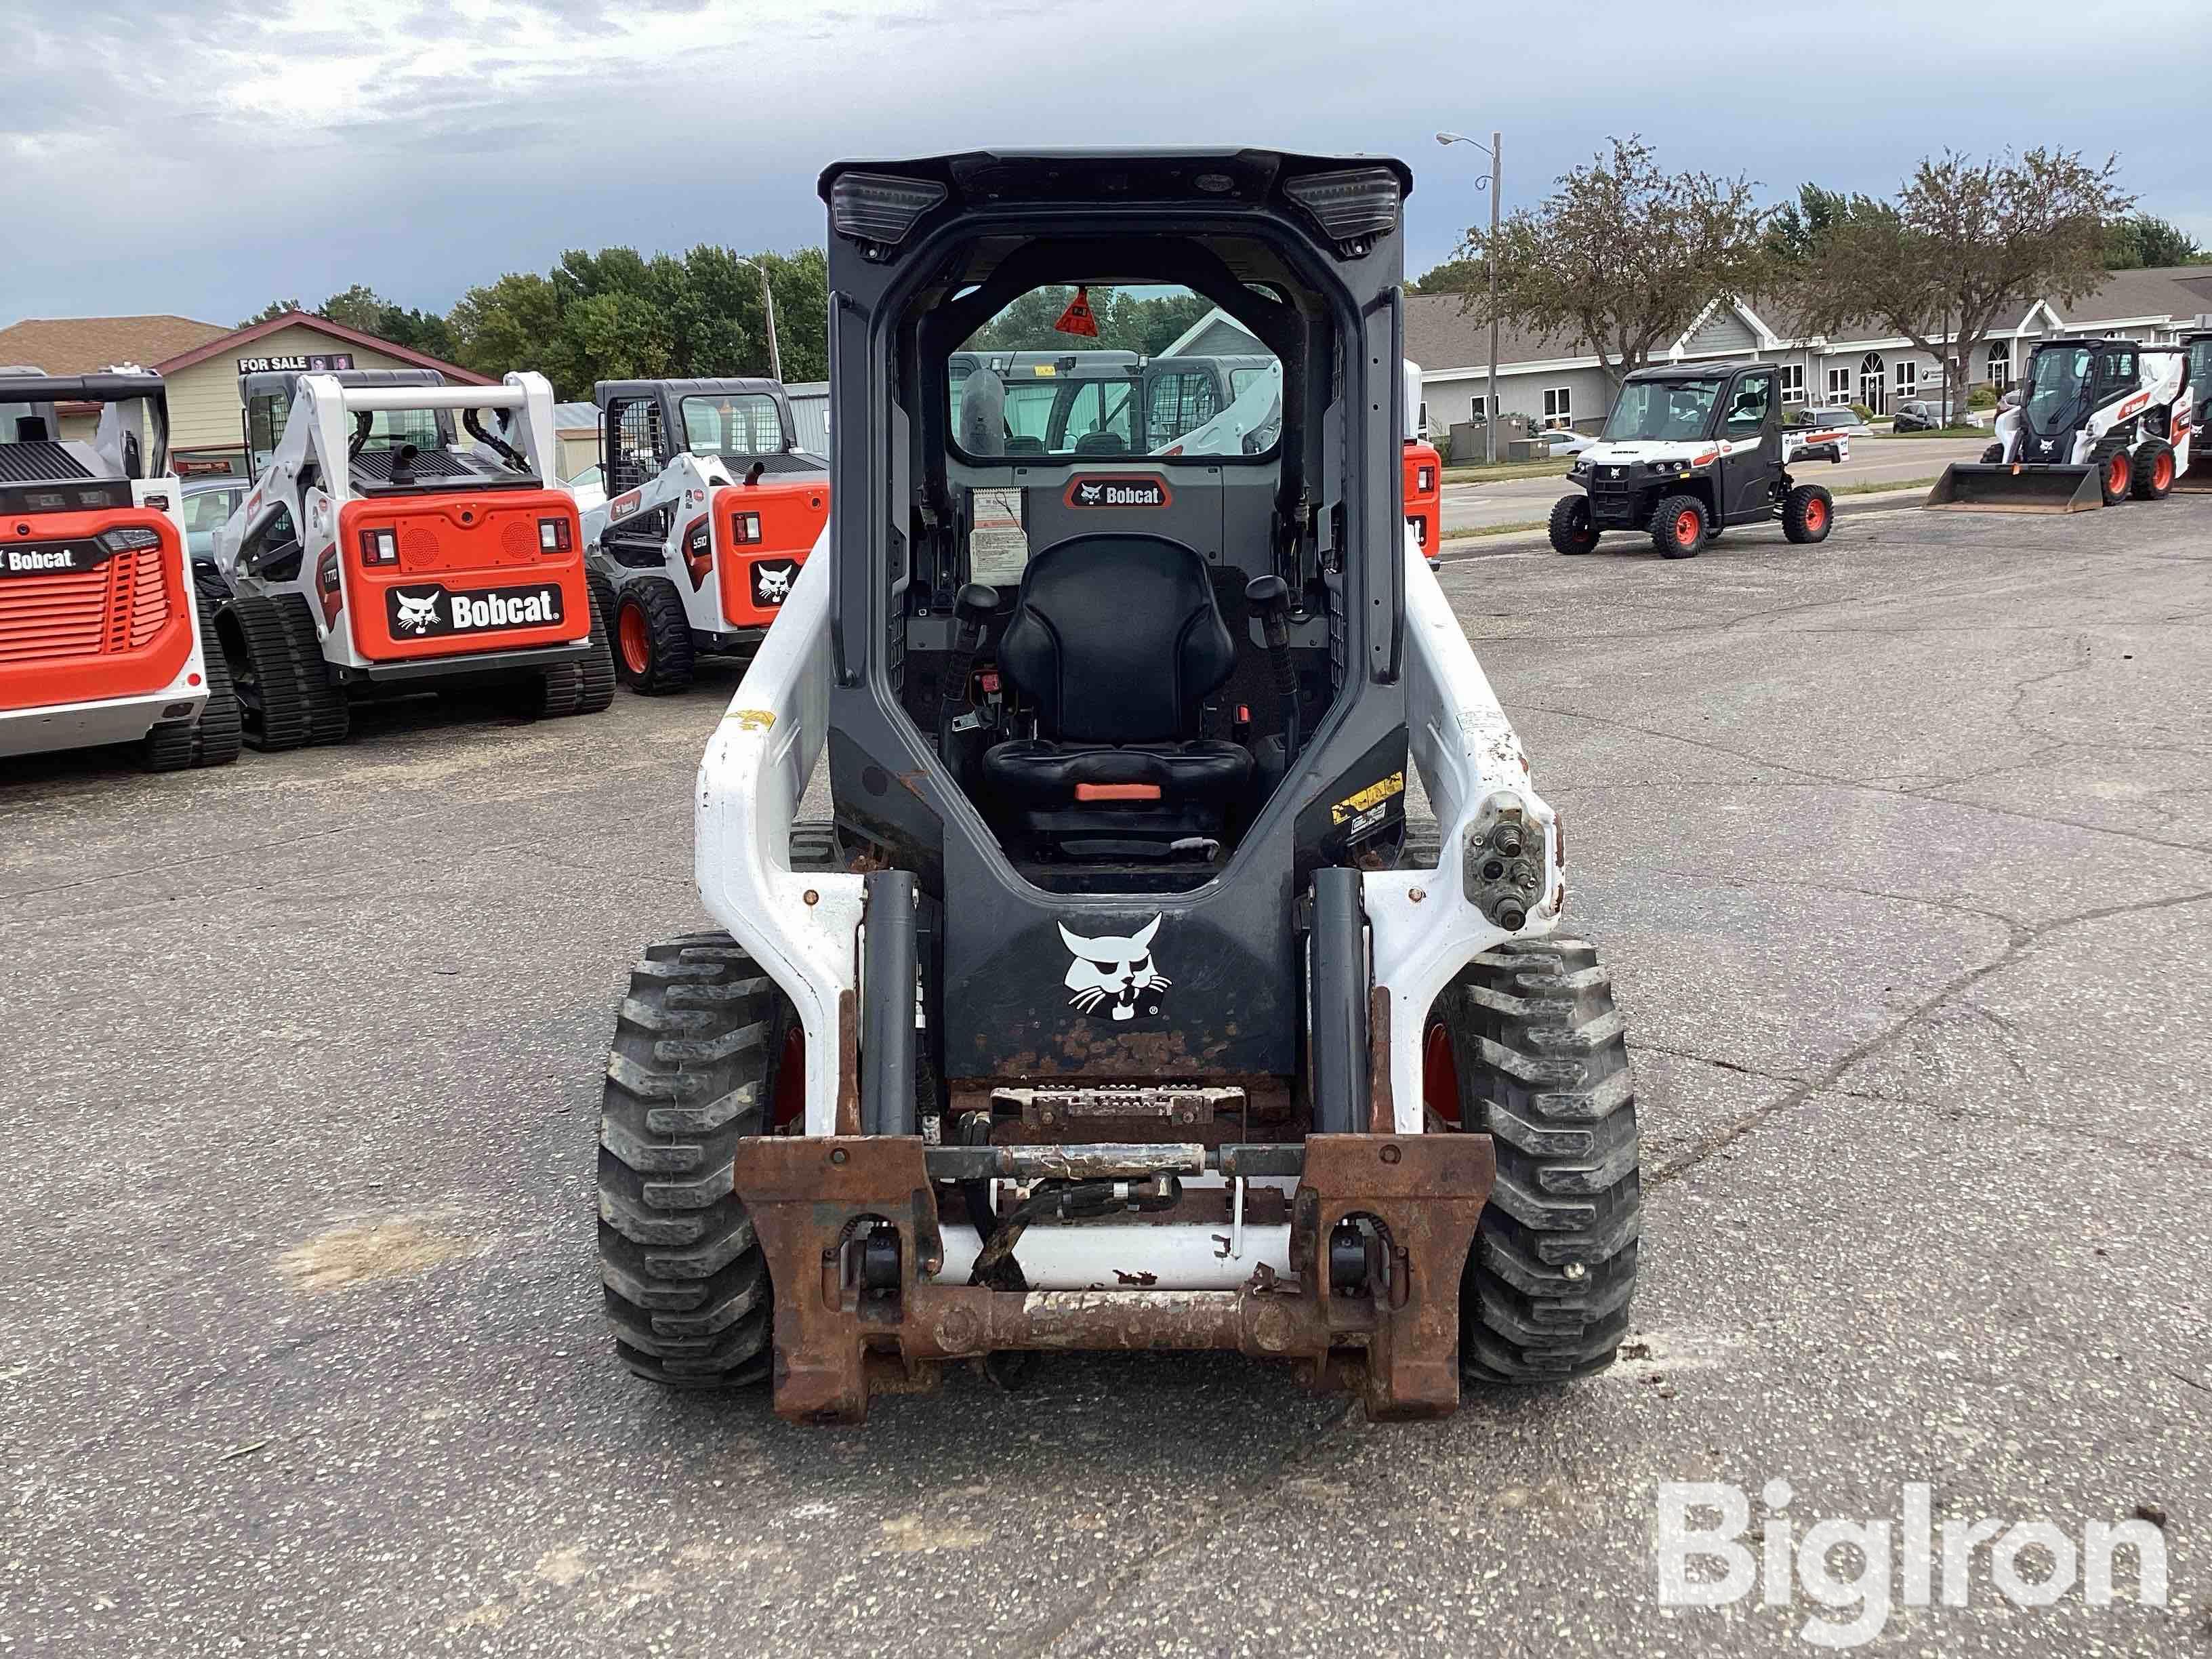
[1064,475,1172,509]
[387,583,565,638]
[1061,916,1172,1022]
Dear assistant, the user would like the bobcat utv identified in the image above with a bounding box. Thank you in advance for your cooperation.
[1547,363,1838,557]
[598,148,1640,1425]
[210,369,613,747]
[0,367,241,772]
[1927,337,2192,512]
[1403,364,1443,564]
[579,379,827,695]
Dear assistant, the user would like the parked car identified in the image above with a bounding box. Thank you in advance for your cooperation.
[1802,405,1871,436]
[180,475,247,593]
[1891,400,1947,433]
[1540,428,1597,455]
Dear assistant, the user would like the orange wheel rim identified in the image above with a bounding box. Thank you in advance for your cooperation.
[2154,454,2173,489]
[2110,455,2131,493]
[1805,498,1826,532]
[1422,1023,1462,1128]
[618,605,650,674]
[1675,510,1700,546]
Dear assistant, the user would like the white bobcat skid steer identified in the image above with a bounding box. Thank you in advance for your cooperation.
[579,379,827,696]
[211,371,613,749]
[0,367,241,771]
[1928,338,2192,513]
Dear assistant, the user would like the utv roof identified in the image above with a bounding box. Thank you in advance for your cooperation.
[239,366,445,398]
[1619,363,1751,384]
[593,377,790,407]
[0,368,165,403]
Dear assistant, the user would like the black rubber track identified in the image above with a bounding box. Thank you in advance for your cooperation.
[138,716,195,772]
[574,584,617,713]
[186,592,243,766]
[598,933,793,1388]
[615,577,695,695]
[1548,494,1599,555]
[222,592,349,752]
[1427,937,1641,1383]
[1648,492,1708,559]
[508,587,616,719]
[789,818,844,872]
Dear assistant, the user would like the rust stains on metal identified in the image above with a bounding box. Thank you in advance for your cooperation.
[1366,988,1395,1133]
[834,989,861,1136]
[733,1131,1496,1426]
[1113,1269,1160,1286]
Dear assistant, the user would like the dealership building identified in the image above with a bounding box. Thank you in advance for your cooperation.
[0,310,489,476]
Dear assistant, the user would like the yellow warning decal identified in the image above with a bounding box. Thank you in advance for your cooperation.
[1331,770,1406,825]
[726,708,777,732]
[1032,363,1057,376]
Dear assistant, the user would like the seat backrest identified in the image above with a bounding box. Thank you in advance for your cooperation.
[998,534,1235,745]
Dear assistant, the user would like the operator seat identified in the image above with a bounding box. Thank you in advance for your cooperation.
[983,533,1254,857]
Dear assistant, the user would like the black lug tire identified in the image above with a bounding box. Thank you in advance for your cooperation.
[1782,483,1834,545]
[1649,493,1708,558]
[2130,439,2174,501]
[1427,937,1640,1384]
[222,592,348,752]
[1547,494,1599,556]
[615,578,695,695]
[599,933,795,1389]
[1980,443,2005,465]
[186,592,243,767]
[2092,441,2132,506]
[789,819,844,872]
[587,570,619,639]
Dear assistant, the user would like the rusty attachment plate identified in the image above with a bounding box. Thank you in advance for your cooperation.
[733,1132,1496,1427]
[995,1082,1243,1128]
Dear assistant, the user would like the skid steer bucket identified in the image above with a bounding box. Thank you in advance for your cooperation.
[1924,463,2103,514]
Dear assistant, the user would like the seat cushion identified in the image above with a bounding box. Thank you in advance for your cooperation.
[982,739,1254,808]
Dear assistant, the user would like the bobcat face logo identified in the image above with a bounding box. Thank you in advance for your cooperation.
[1073,481,1105,506]
[1060,916,1170,1022]
[394,588,441,634]
[752,560,797,607]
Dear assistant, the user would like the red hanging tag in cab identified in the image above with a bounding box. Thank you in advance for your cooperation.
[1054,287,1100,337]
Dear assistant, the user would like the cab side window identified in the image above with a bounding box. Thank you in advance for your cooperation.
[238,505,302,581]
[1727,373,1774,433]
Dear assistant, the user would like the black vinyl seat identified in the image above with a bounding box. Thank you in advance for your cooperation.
[983,533,1253,855]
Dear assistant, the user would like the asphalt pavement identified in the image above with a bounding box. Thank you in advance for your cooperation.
[1442,436,1989,531]
[2,494,2206,1656]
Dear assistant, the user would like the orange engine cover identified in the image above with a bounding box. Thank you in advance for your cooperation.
[712,477,828,628]
[1403,441,1443,562]
[341,491,588,661]
[0,508,191,712]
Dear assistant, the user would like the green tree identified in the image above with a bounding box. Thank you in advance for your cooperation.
[1407,258,1484,295]
[241,299,304,326]
[1797,148,2133,423]
[449,272,566,384]
[1458,136,1773,388]
[1766,184,1852,264]
[2104,213,2203,269]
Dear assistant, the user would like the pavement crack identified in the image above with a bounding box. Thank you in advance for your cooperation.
[1650,885,2212,1188]
[1006,1399,1361,1658]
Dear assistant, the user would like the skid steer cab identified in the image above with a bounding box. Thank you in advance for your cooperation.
[598,148,1641,1425]
[2182,328,2212,493]
[579,378,827,695]
[208,369,613,750]
[0,367,240,773]
[1549,363,1837,557]
[1927,338,2194,513]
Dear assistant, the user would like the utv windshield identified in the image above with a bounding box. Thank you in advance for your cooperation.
[1602,378,1723,443]
[681,392,786,457]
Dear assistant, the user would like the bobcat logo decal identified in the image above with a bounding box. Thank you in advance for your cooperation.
[394,588,441,634]
[1060,916,1170,1022]
[752,560,798,607]
[1073,480,1105,506]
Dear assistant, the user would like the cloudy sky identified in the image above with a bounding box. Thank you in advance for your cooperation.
[6,0,2210,325]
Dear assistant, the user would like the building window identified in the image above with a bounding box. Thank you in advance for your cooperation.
[1985,342,2011,388]
[1894,360,1917,398]
[1542,386,1571,428]
[1779,364,1805,405]
[1859,352,1887,415]
[1469,395,1487,421]
[1827,366,1852,403]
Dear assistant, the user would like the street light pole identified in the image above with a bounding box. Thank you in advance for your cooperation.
[1437,130,1503,465]
[737,255,783,382]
